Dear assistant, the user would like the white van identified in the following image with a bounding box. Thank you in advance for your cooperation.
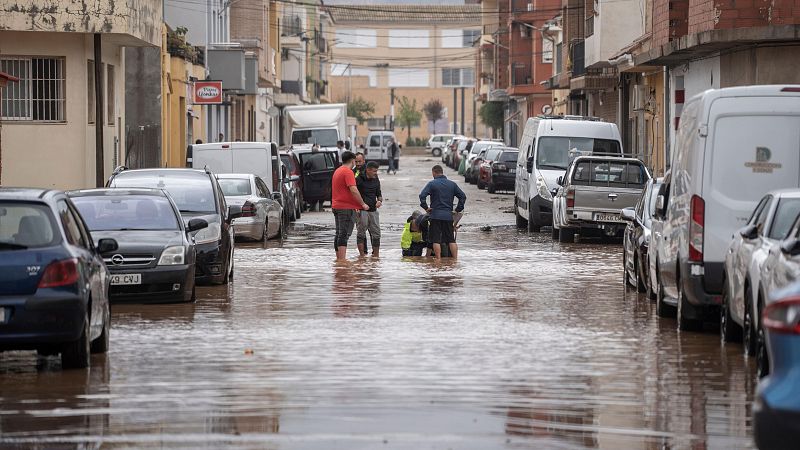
[192,142,282,193]
[427,134,455,157]
[365,130,397,164]
[514,116,622,232]
[654,85,800,330]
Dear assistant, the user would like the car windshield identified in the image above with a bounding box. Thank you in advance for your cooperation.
[73,196,180,231]
[0,202,59,250]
[501,151,519,162]
[292,129,338,147]
[111,171,217,213]
[769,198,800,239]
[537,137,622,170]
[572,160,647,187]
[485,149,502,161]
[471,143,490,154]
[218,178,252,196]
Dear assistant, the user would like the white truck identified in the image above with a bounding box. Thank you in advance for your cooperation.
[283,103,348,155]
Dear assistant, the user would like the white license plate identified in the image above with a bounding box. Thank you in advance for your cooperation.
[595,213,624,223]
[509,169,516,174]
[110,274,141,285]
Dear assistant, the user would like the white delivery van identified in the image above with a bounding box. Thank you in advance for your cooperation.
[654,85,800,330]
[192,142,282,194]
[514,116,622,232]
[365,130,397,165]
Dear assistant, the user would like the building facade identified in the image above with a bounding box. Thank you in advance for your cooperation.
[327,4,486,145]
[0,0,162,189]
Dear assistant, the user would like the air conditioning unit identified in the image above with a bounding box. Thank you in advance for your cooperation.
[527,3,534,11]
[632,85,647,111]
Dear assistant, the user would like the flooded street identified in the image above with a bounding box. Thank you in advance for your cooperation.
[0,157,755,449]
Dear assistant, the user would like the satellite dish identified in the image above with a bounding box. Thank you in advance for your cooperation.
[267,106,280,117]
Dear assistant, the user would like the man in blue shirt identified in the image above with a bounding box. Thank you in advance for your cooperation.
[419,165,467,259]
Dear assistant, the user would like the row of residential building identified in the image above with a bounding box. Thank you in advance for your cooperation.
[476,0,800,176]
[0,0,335,190]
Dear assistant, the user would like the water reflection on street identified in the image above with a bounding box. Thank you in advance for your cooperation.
[0,226,755,449]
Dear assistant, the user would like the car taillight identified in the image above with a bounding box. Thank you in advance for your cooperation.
[763,297,800,334]
[566,187,575,208]
[689,195,704,262]
[241,201,257,218]
[38,258,79,289]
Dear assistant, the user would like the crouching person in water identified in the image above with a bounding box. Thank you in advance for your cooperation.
[356,161,383,256]
[401,211,428,256]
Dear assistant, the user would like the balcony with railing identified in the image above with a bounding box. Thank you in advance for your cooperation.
[570,67,616,91]
[508,61,541,96]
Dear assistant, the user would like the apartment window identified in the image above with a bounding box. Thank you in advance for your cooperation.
[442,68,474,87]
[87,61,95,124]
[335,29,377,48]
[107,64,115,125]
[330,64,377,87]
[442,29,480,48]
[367,117,387,129]
[388,68,429,87]
[542,39,554,64]
[0,57,65,122]
[389,29,429,48]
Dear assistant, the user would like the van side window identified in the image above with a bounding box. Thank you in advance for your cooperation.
[369,136,380,147]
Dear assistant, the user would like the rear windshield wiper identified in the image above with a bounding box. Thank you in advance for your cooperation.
[0,242,29,250]
[538,164,566,170]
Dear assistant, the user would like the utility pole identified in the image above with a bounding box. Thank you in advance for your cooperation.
[390,88,395,130]
[472,88,477,138]
[94,33,104,187]
[452,88,457,134]
[460,87,465,135]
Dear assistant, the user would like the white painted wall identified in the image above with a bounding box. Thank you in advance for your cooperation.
[585,0,645,67]
[1,32,125,189]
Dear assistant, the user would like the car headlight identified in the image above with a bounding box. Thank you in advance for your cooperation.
[194,222,221,244]
[158,246,186,265]
[536,173,552,201]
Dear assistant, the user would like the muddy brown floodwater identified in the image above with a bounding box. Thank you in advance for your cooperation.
[0,157,755,449]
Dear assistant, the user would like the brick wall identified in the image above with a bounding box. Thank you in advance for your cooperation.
[652,0,689,47]
[688,0,800,34]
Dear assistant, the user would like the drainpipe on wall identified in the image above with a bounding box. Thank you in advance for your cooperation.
[94,33,105,187]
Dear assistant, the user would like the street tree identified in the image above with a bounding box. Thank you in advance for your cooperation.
[479,101,505,139]
[422,99,444,135]
[397,96,422,145]
[341,96,375,125]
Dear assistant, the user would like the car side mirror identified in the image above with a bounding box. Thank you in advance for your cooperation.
[740,224,759,240]
[655,195,665,216]
[97,238,118,254]
[227,205,243,221]
[526,157,534,173]
[557,176,564,186]
[621,207,636,222]
[187,218,209,233]
[781,238,800,256]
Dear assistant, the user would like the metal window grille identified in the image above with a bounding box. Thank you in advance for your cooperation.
[443,68,473,87]
[1,57,65,122]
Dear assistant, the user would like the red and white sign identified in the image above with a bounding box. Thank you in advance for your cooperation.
[193,81,223,105]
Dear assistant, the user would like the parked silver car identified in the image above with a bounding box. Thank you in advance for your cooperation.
[552,156,650,243]
[722,189,800,376]
[217,173,283,241]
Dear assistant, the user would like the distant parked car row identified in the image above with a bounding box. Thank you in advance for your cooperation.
[441,136,518,195]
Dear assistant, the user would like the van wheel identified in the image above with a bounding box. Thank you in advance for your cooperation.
[656,278,677,318]
[743,291,757,356]
[558,227,575,243]
[677,281,702,331]
[515,202,527,229]
[720,282,742,343]
[62,313,90,369]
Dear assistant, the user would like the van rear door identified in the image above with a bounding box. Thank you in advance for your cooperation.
[229,147,272,184]
[703,97,800,264]
[193,148,233,174]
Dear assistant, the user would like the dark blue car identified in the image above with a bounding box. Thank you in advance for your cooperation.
[0,188,117,369]
[753,280,800,448]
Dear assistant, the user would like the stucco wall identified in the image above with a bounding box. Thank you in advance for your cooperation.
[585,0,646,67]
[1,31,124,189]
[0,0,162,46]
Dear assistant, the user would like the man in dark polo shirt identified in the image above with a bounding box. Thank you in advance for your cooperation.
[419,165,466,259]
[356,161,383,257]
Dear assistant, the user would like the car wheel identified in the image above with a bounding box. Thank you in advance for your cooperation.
[289,203,297,222]
[477,180,485,189]
[90,307,109,354]
[721,281,743,343]
[62,312,90,369]
[487,182,496,193]
[433,148,442,157]
[558,227,575,243]
[656,271,677,318]
[515,201,527,229]
[756,322,770,379]
[677,280,702,331]
[635,255,647,293]
[743,290,757,356]
[528,203,541,233]
[295,202,302,219]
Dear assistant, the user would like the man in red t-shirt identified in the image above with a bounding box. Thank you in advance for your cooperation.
[331,151,369,260]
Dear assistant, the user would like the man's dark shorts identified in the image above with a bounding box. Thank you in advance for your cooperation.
[428,218,455,245]
[333,209,357,248]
